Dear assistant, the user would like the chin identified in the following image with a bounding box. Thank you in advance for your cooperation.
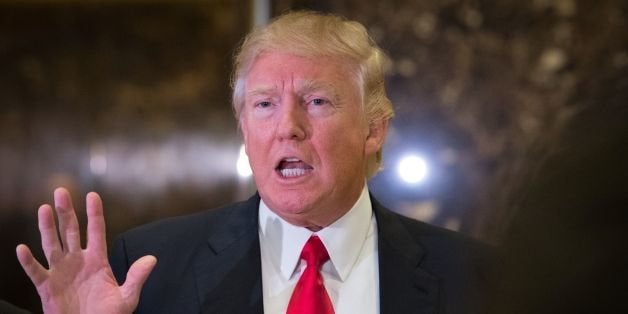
[276,198,313,214]
[265,192,317,215]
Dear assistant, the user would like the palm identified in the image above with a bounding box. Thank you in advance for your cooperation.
[40,252,121,313]
[16,188,156,314]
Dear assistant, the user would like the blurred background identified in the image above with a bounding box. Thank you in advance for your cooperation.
[1,0,626,311]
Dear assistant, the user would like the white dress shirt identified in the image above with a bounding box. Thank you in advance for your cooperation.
[259,185,380,314]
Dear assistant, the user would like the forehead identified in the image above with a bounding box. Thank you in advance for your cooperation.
[244,52,360,94]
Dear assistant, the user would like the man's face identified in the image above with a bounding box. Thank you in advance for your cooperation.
[240,52,386,229]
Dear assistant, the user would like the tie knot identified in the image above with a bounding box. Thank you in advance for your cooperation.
[301,235,330,269]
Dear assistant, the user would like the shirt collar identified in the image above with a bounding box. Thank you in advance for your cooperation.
[258,185,373,281]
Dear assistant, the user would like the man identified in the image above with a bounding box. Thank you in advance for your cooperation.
[17,11,490,314]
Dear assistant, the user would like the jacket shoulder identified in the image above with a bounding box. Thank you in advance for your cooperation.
[374,199,493,314]
[114,195,258,249]
[396,212,492,258]
[109,195,260,282]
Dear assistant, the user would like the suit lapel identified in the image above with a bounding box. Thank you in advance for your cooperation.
[186,193,440,313]
[373,196,440,314]
[193,194,264,314]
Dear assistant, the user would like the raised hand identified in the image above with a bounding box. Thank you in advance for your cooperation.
[16,188,157,314]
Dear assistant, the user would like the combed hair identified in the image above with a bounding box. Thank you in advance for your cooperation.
[231,11,395,177]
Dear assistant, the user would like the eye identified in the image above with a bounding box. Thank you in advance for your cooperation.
[305,97,335,117]
[255,101,273,108]
[309,98,329,106]
[250,100,275,119]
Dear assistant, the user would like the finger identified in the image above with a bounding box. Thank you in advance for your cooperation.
[85,192,107,257]
[54,187,82,252]
[38,204,62,262]
[120,255,157,305]
[16,244,48,286]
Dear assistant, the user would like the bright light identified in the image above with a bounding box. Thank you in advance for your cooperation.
[397,155,428,184]
[236,144,252,177]
[89,143,107,176]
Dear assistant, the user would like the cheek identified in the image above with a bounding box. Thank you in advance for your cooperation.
[242,124,273,162]
[241,119,258,159]
[244,135,263,158]
[316,124,367,164]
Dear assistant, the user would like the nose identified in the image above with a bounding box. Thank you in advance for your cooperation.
[276,97,307,141]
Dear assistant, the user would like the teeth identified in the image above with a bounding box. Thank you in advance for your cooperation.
[280,168,307,177]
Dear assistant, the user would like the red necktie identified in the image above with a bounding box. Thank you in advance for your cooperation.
[287,235,335,314]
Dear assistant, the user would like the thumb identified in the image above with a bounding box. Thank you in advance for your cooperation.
[120,255,157,305]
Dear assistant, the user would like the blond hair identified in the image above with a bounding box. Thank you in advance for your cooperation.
[231,11,394,177]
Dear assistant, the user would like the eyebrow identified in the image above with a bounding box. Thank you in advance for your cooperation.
[246,86,278,98]
[298,80,340,101]
[245,80,341,101]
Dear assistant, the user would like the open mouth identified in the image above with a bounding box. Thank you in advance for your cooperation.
[276,157,313,178]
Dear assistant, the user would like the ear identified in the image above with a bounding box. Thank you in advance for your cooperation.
[365,119,389,155]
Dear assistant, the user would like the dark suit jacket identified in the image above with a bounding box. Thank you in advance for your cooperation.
[0,300,31,314]
[110,194,491,314]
